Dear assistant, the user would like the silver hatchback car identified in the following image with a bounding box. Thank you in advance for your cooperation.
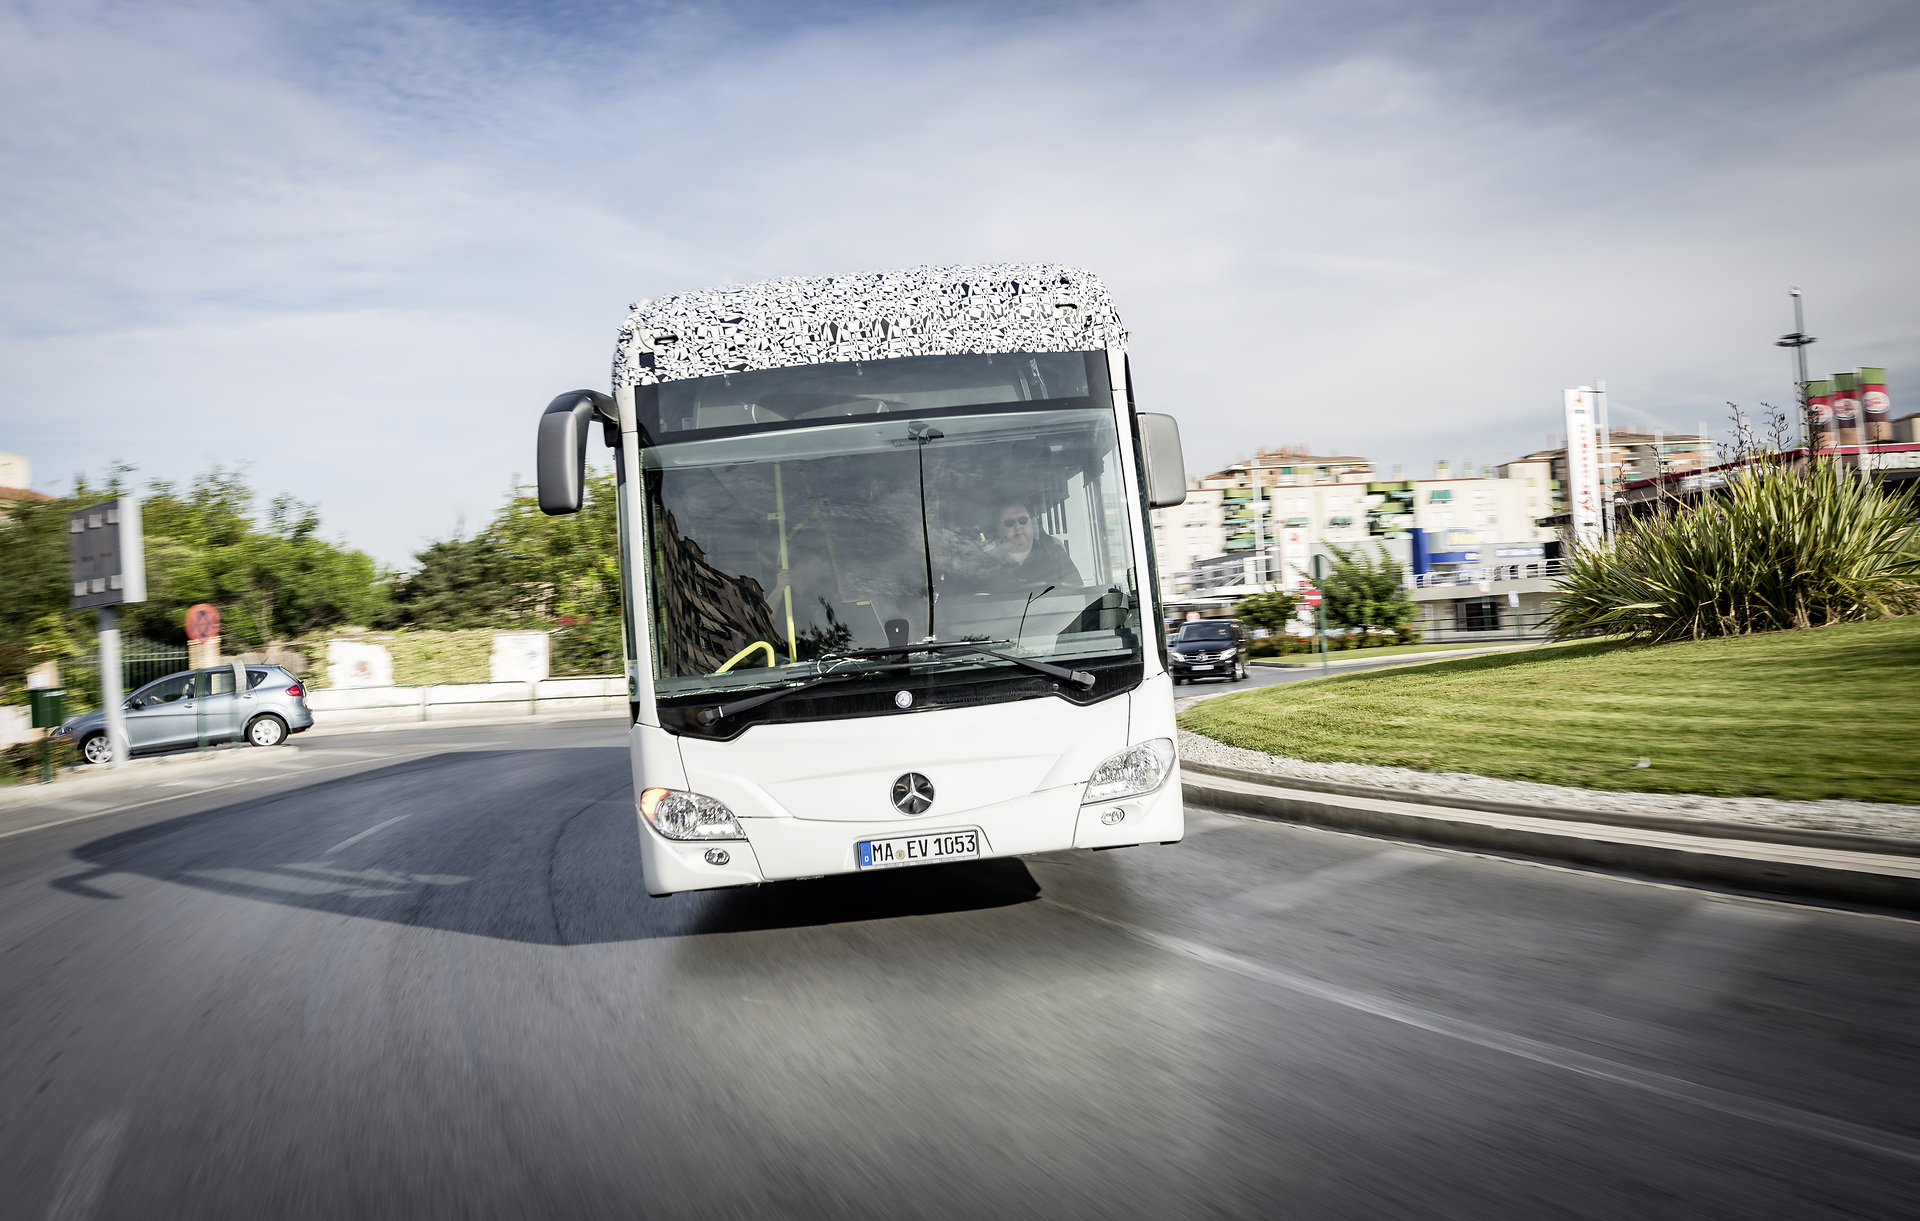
[53,664,315,764]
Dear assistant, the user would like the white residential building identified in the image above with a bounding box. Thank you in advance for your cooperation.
[1151,449,1558,605]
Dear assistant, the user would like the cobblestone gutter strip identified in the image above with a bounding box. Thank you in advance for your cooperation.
[1182,771,1920,912]
[1178,730,1920,844]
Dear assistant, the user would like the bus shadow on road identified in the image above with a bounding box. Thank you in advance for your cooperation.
[51,749,1041,945]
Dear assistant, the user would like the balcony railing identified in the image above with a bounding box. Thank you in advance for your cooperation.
[1410,559,1566,588]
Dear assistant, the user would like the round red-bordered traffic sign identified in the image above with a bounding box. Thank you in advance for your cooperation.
[1302,588,1323,610]
[185,603,221,642]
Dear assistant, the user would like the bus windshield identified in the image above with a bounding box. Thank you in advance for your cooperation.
[641,401,1143,716]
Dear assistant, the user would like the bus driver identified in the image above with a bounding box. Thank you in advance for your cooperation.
[990,499,1082,591]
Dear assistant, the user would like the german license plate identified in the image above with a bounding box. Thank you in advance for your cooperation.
[858,829,981,870]
[1190,664,1214,671]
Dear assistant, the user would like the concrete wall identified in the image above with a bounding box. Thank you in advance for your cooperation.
[0,706,32,750]
[303,676,627,725]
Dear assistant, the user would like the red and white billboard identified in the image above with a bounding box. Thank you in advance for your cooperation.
[1807,379,1834,450]
[1860,367,1891,442]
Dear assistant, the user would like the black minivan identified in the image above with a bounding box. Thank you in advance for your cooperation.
[1170,619,1250,684]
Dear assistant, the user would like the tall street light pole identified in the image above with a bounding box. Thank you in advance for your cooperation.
[1775,285,1817,453]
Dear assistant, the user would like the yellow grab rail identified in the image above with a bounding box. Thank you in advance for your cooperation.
[715,641,776,674]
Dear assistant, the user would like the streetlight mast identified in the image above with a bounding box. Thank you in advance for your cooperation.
[1775,285,1817,452]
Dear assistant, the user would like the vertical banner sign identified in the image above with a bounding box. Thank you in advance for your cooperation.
[1859,367,1890,442]
[1562,388,1601,547]
[1831,372,1861,448]
[1807,379,1835,450]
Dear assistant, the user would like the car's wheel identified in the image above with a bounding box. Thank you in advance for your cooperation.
[246,714,288,748]
[80,733,114,765]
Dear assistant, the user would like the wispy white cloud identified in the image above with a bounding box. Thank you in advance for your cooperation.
[3,0,1916,562]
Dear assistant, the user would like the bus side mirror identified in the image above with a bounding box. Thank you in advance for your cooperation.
[1137,413,1187,508]
[538,390,617,516]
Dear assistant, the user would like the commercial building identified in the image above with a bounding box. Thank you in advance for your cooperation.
[1507,431,1712,515]
[1151,447,1559,614]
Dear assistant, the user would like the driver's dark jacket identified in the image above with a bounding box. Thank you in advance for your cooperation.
[986,532,1083,592]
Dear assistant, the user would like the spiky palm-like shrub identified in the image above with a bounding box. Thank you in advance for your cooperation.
[1547,458,1920,642]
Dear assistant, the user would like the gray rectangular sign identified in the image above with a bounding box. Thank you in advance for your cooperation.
[67,496,147,610]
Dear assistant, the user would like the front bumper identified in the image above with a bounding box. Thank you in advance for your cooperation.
[638,767,1185,896]
[1171,655,1235,674]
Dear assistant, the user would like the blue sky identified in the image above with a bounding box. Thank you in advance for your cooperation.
[3,0,1917,566]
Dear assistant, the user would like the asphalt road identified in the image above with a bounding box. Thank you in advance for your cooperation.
[3,719,1917,1220]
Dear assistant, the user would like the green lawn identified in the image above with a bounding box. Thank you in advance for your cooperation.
[1182,617,1920,803]
[1259,640,1541,662]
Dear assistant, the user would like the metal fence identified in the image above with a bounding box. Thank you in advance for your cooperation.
[58,639,191,714]
[1411,608,1557,644]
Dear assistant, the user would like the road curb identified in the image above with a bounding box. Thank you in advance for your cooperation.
[1181,761,1920,858]
[1182,766,1920,911]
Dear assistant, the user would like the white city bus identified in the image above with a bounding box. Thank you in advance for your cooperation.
[536,264,1189,895]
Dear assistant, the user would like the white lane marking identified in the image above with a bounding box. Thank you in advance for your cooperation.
[0,752,442,844]
[1046,899,1920,1166]
[185,861,471,898]
[42,1110,130,1221]
[1227,847,1439,913]
[324,814,410,854]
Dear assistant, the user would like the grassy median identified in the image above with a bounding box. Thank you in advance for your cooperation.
[1180,616,1920,804]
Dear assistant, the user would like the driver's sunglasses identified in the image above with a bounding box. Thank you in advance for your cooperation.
[1001,515,1030,529]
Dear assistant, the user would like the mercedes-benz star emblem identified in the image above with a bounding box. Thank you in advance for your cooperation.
[891,772,935,816]
[894,690,913,709]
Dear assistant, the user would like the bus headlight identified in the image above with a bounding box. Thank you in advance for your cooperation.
[1082,738,1175,803]
[640,787,746,840]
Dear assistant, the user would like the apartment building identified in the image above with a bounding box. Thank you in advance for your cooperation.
[1152,446,1559,603]
[1509,432,1712,512]
[1150,447,1373,599]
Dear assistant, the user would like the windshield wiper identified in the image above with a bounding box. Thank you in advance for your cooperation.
[694,653,939,724]
[694,639,1094,725]
[934,645,1095,689]
[694,673,859,725]
[821,637,1093,688]
[816,637,1002,661]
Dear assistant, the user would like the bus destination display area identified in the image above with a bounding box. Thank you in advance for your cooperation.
[638,354,1144,733]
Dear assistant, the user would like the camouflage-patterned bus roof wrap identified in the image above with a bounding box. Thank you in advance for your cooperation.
[612,264,1126,389]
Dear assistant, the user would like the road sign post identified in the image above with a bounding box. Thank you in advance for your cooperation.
[186,604,220,752]
[67,497,147,768]
[1307,559,1329,677]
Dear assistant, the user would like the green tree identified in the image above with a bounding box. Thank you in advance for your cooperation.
[486,470,627,674]
[122,469,389,648]
[1,466,387,696]
[1234,589,1301,634]
[1321,543,1418,634]
[0,494,84,697]
[386,469,629,675]
[387,536,531,629]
